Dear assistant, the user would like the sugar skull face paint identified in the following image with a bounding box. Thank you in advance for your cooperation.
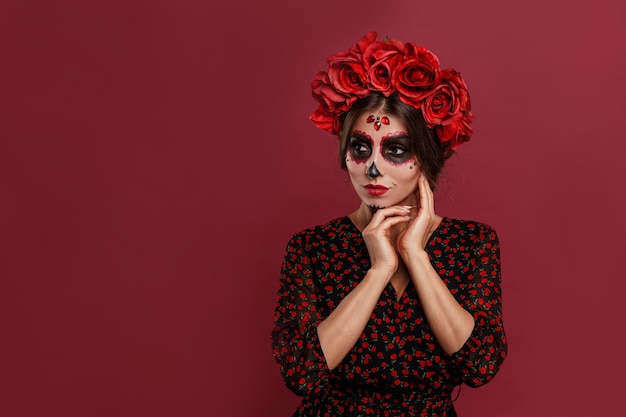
[366,161,381,178]
[346,112,422,209]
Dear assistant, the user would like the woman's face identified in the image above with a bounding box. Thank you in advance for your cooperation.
[346,112,421,209]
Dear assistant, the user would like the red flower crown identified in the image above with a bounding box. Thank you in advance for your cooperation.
[310,32,474,151]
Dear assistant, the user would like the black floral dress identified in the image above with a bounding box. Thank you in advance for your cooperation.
[272,216,507,417]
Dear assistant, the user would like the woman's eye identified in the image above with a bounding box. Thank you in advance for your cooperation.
[353,143,368,153]
[386,145,407,156]
[350,142,371,159]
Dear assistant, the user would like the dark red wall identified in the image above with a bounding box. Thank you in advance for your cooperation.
[1,1,625,416]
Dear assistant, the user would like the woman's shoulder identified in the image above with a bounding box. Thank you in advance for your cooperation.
[287,216,357,247]
[440,216,499,243]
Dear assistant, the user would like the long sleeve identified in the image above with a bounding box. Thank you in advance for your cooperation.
[448,224,507,387]
[271,232,330,396]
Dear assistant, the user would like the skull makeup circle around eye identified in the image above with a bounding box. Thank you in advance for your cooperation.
[348,132,373,163]
[380,134,414,165]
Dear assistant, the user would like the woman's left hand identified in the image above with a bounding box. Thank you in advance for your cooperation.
[396,174,476,355]
[396,174,440,257]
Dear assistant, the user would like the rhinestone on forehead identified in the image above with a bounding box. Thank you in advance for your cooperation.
[366,115,390,131]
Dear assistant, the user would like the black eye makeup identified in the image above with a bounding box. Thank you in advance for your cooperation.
[348,133,372,162]
[381,134,413,164]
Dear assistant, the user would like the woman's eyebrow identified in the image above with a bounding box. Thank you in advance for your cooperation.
[350,130,373,143]
[381,132,410,141]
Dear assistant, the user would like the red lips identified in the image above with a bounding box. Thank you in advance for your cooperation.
[364,184,389,196]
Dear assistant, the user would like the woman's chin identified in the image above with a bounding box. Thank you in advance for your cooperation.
[359,197,387,210]
[360,196,415,209]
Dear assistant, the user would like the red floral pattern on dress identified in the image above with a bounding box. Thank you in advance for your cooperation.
[272,217,507,417]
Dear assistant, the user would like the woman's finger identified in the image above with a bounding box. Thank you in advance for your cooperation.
[374,213,411,233]
[364,216,411,242]
[366,206,412,229]
[418,175,433,213]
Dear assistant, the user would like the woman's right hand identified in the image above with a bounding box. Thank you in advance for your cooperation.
[317,205,411,369]
[361,206,412,279]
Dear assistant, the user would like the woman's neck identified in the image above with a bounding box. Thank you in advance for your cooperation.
[348,204,374,232]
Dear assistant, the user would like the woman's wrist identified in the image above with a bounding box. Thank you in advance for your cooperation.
[399,246,429,264]
[366,264,396,283]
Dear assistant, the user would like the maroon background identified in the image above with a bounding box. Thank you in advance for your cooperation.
[1,0,625,416]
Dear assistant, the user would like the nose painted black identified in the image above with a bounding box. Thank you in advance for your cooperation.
[366,162,381,178]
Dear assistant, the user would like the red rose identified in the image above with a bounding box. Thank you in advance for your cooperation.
[435,111,473,150]
[311,70,353,113]
[320,33,380,100]
[327,54,369,97]
[352,31,378,57]
[310,70,357,134]
[422,69,473,148]
[392,43,441,104]
[422,69,470,126]
[310,105,339,134]
[363,38,404,95]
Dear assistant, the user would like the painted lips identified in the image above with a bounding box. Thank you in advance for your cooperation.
[364,184,389,196]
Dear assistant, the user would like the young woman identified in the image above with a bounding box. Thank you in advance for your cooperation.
[272,32,507,417]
